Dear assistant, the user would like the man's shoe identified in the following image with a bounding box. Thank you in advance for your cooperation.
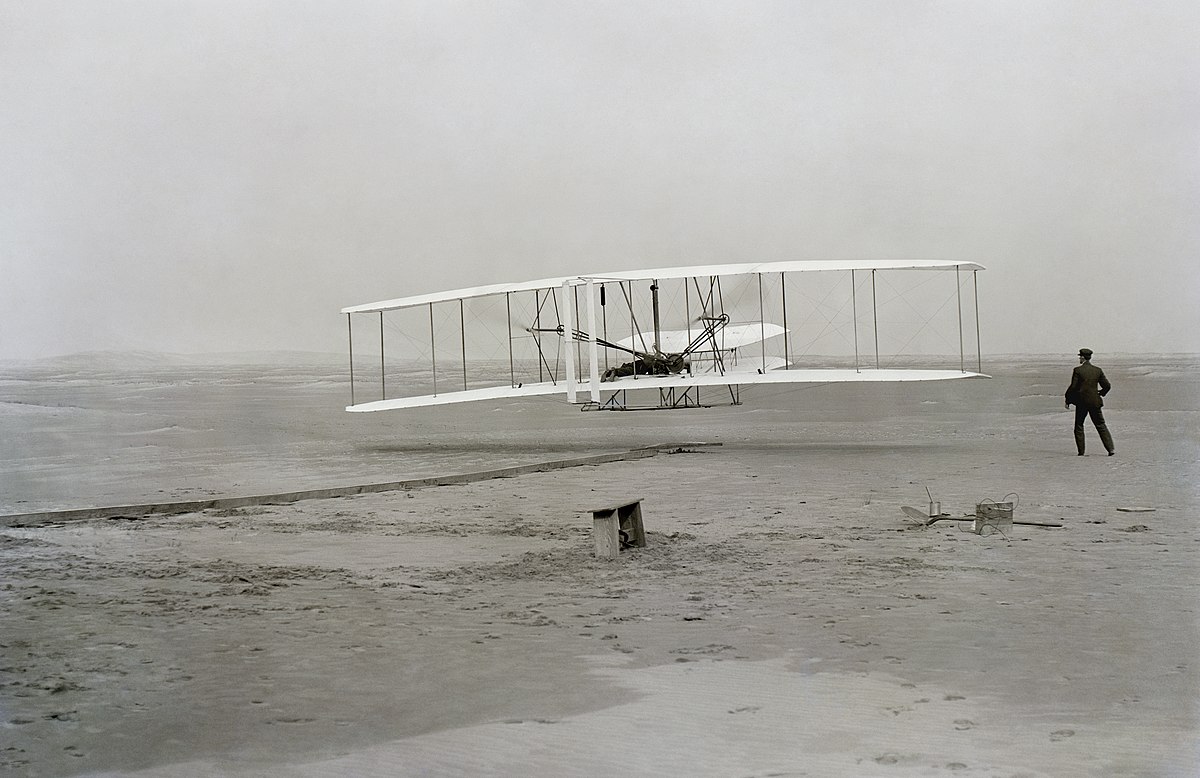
[1108,451,1115,456]
[1077,452,1085,456]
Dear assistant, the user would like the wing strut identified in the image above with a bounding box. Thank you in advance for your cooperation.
[974,270,982,374]
[872,270,880,369]
[781,271,790,371]
[956,265,964,373]
[757,274,766,372]
[562,279,575,403]
[460,299,468,391]
[506,292,515,387]
[429,303,437,396]
[851,270,859,373]
[346,313,355,406]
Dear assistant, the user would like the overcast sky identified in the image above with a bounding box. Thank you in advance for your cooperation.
[2,0,1197,360]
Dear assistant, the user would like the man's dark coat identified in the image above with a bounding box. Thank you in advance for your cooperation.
[1065,361,1111,408]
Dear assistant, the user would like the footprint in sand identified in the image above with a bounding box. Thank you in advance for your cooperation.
[669,643,736,655]
[953,719,976,730]
[1050,729,1075,741]
[44,711,78,722]
[1,747,30,770]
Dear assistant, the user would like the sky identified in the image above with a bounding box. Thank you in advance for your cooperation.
[2,0,1197,360]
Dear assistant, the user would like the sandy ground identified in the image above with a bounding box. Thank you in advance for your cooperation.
[2,356,1198,776]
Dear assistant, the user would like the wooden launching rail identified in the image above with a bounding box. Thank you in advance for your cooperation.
[0,444,720,528]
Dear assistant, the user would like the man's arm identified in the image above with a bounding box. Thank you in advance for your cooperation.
[1098,370,1111,397]
[1065,368,1083,407]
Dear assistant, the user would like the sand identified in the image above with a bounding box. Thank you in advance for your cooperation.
[1,355,1197,776]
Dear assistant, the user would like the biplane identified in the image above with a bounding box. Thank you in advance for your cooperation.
[341,260,988,412]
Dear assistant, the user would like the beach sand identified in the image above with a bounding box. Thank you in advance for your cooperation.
[1,355,1197,776]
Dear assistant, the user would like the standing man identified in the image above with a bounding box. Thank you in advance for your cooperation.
[1065,348,1115,456]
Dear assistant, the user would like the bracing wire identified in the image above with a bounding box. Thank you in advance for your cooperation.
[873,272,962,366]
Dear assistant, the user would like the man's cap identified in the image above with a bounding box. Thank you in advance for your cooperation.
[1078,348,1093,357]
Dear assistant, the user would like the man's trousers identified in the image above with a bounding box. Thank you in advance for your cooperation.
[1074,405,1115,455]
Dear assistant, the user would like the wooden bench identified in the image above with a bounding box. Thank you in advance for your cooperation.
[590,499,646,559]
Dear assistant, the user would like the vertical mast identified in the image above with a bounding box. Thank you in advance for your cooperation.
[651,280,662,354]
[586,279,600,401]
[562,279,576,402]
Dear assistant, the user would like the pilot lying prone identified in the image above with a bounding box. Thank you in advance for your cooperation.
[601,353,689,382]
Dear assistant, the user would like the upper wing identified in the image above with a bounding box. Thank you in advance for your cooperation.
[341,259,985,314]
